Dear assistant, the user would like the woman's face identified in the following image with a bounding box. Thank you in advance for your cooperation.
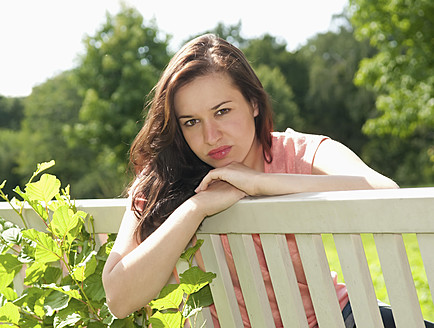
[174,73,263,170]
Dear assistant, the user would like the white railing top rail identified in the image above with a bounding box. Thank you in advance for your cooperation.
[0,187,433,234]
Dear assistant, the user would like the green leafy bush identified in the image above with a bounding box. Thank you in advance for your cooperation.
[0,161,215,327]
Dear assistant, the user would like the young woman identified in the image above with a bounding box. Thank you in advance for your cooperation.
[103,34,406,327]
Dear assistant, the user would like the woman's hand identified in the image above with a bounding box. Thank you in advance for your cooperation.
[193,179,247,217]
[195,162,263,196]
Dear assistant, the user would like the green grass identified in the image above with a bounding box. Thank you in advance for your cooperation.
[322,234,434,322]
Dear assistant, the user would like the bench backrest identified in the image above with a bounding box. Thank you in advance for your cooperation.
[1,188,433,327]
[194,188,434,328]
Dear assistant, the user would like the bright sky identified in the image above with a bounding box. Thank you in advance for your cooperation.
[0,0,348,98]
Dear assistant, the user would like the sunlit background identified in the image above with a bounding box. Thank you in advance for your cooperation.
[0,0,347,97]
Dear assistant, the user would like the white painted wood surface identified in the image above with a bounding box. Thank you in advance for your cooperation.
[1,187,433,327]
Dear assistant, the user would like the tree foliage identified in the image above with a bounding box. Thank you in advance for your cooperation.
[71,5,170,160]
[0,96,24,130]
[0,96,24,196]
[1,3,433,199]
[351,0,433,137]
[14,72,92,195]
[242,34,304,132]
[297,24,377,153]
[351,0,434,184]
[66,6,171,197]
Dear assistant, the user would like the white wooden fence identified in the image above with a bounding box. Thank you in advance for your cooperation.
[1,187,433,327]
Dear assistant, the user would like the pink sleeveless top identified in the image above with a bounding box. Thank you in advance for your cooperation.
[210,129,349,327]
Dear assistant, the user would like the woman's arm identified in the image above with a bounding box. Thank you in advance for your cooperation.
[195,139,398,196]
[102,181,245,319]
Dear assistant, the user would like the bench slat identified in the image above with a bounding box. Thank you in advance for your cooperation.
[417,233,434,304]
[334,234,383,327]
[227,234,275,327]
[198,234,243,328]
[295,234,345,328]
[374,234,425,327]
[261,234,309,328]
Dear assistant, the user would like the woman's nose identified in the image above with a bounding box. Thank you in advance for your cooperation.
[203,121,222,145]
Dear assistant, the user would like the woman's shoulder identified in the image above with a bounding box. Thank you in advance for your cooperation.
[271,128,328,147]
[267,128,330,174]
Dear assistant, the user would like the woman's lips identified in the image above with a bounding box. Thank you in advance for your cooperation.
[208,146,232,160]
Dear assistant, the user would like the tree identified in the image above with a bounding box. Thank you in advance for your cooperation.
[242,35,304,132]
[243,34,310,114]
[351,0,434,185]
[297,24,377,153]
[0,96,24,198]
[255,64,303,132]
[0,96,24,130]
[67,5,171,197]
[14,71,96,196]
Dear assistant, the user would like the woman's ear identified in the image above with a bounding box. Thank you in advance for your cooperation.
[251,100,259,117]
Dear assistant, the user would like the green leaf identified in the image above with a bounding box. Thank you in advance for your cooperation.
[150,284,184,311]
[13,185,28,202]
[50,205,80,242]
[24,261,48,285]
[0,180,6,190]
[43,290,70,316]
[22,229,62,263]
[180,239,204,264]
[0,302,20,324]
[110,316,137,328]
[14,285,44,308]
[42,283,82,301]
[86,322,106,328]
[34,160,56,177]
[18,317,43,328]
[0,254,22,289]
[43,266,63,284]
[97,240,114,261]
[179,267,216,295]
[184,285,214,318]
[1,227,22,245]
[25,173,61,204]
[83,273,105,302]
[48,195,70,213]
[149,311,183,328]
[54,307,82,328]
[72,251,97,282]
[0,287,17,301]
[100,303,115,325]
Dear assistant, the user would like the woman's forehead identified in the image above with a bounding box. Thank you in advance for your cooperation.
[174,73,241,114]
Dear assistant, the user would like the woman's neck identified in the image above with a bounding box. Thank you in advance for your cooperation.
[243,137,265,172]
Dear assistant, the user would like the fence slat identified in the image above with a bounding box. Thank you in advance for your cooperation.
[261,234,309,328]
[334,234,383,328]
[295,234,345,328]
[374,234,425,327]
[416,233,434,304]
[198,234,243,328]
[227,234,275,327]
[193,308,213,328]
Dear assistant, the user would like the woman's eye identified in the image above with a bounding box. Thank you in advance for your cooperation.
[216,108,230,116]
[184,119,199,126]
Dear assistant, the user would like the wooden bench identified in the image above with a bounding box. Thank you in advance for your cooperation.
[1,187,433,327]
[194,188,434,327]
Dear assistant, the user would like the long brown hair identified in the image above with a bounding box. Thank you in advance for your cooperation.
[130,34,273,242]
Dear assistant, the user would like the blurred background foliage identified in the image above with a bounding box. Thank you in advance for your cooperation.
[1,0,433,199]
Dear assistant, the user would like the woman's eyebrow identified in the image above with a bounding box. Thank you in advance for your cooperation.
[211,100,232,110]
[177,100,232,120]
